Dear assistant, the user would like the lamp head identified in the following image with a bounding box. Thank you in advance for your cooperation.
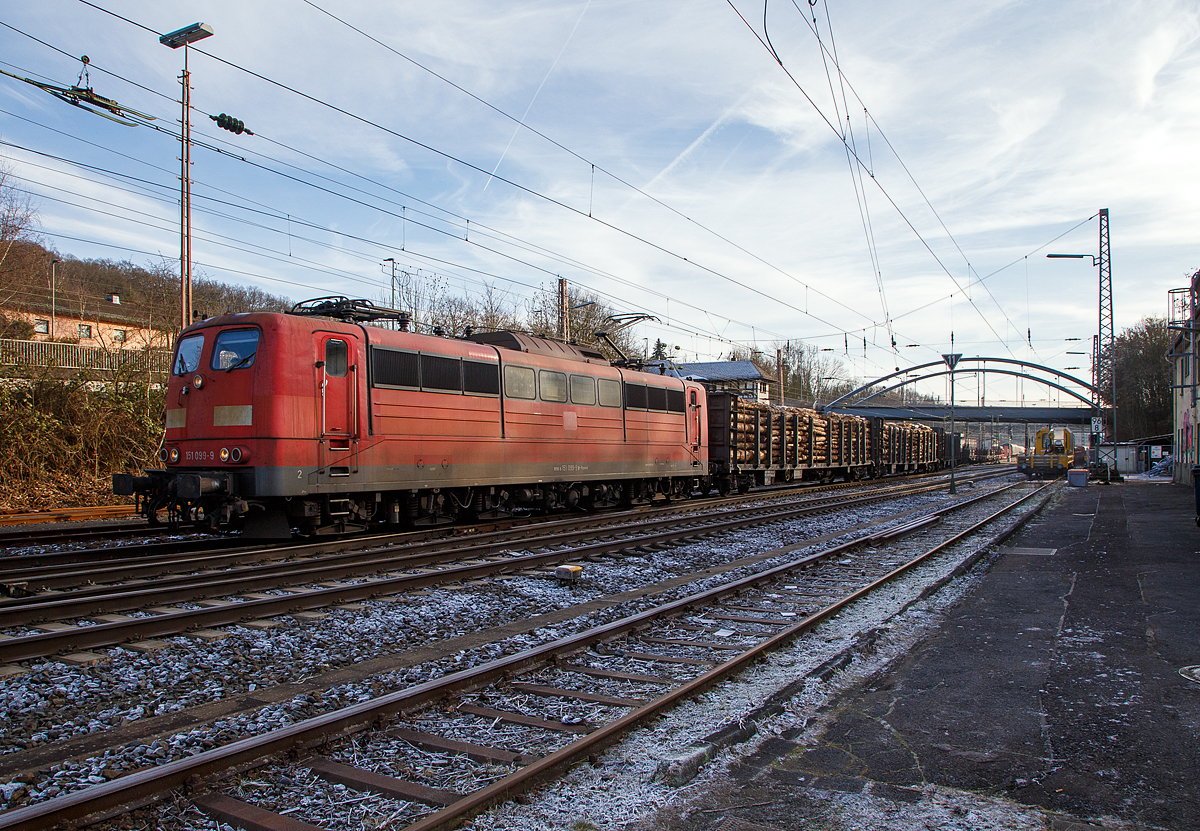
[160,23,214,49]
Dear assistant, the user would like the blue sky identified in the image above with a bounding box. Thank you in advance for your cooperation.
[2,0,1198,405]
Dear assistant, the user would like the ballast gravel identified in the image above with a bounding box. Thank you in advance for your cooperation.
[4,477,1053,828]
[0,486,959,756]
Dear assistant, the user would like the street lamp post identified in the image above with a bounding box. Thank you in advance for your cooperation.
[160,22,214,331]
[943,352,962,494]
[50,258,63,339]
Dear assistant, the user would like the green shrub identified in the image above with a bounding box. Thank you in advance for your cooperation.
[0,367,164,510]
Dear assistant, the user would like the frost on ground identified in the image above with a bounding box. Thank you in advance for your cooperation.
[465,491,1130,831]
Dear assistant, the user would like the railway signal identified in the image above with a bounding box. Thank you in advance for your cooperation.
[943,352,962,493]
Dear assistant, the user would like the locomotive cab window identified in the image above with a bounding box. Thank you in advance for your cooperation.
[212,329,260,371]
[175,334,204,375]
[324,339,347,377]
[503,365,535,400]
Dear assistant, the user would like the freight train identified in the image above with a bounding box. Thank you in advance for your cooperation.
[114,298,950,537]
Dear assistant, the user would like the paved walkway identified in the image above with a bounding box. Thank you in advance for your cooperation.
[645,479,1199,830]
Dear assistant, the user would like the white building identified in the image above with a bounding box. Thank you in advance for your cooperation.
[1168,271,1200,484]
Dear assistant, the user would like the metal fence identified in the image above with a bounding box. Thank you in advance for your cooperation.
[0,339,173,375]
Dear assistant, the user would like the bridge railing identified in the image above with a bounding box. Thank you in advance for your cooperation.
[0,339,173,376]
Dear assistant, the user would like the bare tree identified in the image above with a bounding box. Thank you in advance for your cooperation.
[525,284,640,362]
[474,282,522,332]
[0,164,37,246]
[0,165,41,307]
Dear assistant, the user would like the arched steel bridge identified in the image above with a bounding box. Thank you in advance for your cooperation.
[817,358,1099,425]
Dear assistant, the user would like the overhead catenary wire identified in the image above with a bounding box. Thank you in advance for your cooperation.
[804,0,897,359]
[4,142,769,356]
[8,7,958,382]
[4,131,802,359]
[64,2,876,341]
[291,0,879,328]
[2,24,851,362]
[785,0,1031,355]
[727,0,1017,358]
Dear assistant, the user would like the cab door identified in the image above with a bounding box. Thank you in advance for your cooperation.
[688,388,704,465]
[314,333,360,471]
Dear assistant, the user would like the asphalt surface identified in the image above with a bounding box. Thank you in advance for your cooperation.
[644,478,1200,830]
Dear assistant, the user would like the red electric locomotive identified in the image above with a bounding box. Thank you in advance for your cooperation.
[115,298,709,537]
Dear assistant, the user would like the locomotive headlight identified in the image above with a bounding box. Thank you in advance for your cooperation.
[219,447,231,462]
[167,447,180,463]
[230,446,244,463]
[159,447,169,462]
[192,374,204,389]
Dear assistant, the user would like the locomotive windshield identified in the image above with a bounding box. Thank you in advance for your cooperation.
[174,334,204,375]
[212,329,260,371]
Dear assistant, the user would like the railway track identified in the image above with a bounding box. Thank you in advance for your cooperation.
[0,506,137,528]
[0,476,1055,830]
[0,469,1008,665]
[0,520,155,551]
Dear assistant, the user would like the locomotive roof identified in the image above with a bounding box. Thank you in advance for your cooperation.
[465,330,611,366]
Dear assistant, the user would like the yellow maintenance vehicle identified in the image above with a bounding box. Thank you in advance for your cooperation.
[1016,426,1078,477]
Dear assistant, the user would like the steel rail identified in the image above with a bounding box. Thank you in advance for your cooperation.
[0,480,1051,831]
[0,506,138,527]
[0,474,1003,662]
[0,521,152,550]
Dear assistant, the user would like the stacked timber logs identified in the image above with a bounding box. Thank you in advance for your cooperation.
[881,421,935,464]
[729,399,867,468]
[825,411,869,465]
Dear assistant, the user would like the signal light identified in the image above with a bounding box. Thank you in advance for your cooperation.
[168,447,180,463]
[210,113,253,135]
[219,447,230,462]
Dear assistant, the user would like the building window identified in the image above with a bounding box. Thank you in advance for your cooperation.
[33,319,49,334]
[78,324,92,339]
[112,329,127,343]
